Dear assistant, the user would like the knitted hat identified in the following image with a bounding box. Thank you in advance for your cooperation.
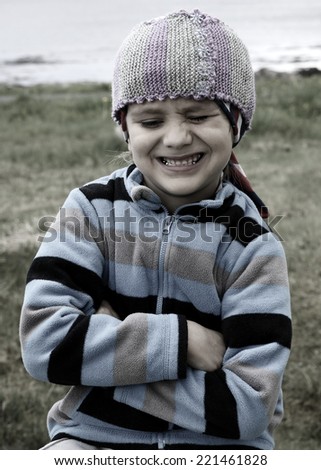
[112,9,256,131]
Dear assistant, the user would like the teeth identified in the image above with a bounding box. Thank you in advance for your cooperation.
[161,153,203,166]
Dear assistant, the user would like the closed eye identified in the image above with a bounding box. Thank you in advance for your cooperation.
[189,114,221,123]
[189,115,210,123]
[140,119,163,128]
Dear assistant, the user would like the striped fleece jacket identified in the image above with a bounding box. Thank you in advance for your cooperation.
[20,164,292,450]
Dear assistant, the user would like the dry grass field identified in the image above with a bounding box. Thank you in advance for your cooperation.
[0,72,320,449]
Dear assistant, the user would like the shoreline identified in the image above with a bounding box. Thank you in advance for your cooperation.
[0,67,320,95]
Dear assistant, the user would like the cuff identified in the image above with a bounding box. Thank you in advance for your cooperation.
[177,314,188,379]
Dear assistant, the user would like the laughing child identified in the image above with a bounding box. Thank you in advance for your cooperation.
[20,9,291,450]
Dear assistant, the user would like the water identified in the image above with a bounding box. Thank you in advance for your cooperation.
[1,0,320,84]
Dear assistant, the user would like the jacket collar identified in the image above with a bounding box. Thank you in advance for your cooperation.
[125,164,235,215]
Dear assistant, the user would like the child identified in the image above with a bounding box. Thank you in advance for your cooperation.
[20,9,292,450]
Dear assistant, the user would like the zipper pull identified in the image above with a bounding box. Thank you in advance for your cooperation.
[158,434,166,449]
[162,216,174,235]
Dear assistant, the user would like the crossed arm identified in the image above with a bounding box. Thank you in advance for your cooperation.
[98,300,226,373]
[20,190,291,440]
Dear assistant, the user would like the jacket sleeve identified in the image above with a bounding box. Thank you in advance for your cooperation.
[113,232,292,440]
[20,188,188,387]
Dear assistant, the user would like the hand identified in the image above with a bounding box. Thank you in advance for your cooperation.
[97,300,120,319]
[187,320,225,372]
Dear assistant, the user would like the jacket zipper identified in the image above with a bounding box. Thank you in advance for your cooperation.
[155,215,175,315]
[156,215,175,451]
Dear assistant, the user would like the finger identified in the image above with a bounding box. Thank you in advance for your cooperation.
[97,301,120,319]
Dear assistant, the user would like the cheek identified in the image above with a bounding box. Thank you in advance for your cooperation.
[128,140,147,167]
[228,127,234,147]
[128,134,156,160]
[126,135,139,156]
[220,122,233,144]
[219,124,233,150]
[208,127,233,155]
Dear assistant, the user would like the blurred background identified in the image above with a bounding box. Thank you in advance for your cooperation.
[1,0,321,84]
[0,0,321,450]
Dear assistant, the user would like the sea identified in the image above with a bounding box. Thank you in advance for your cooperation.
[1,0,320,85]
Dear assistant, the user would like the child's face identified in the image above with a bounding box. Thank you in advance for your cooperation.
[126,97,233,212]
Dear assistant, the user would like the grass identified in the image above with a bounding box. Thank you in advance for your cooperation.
[0,72,320,449]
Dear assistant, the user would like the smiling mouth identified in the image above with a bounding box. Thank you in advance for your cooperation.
[160,153,204,167]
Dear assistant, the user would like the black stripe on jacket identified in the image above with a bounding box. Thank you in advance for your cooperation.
[78,387,171,432]
[48,315,90,384]
[222,313,292,349]
[204,369,239,438]
[105,287,221,332]
[80,177,132,203]
[26,256,104,310]
[178,197,269,247]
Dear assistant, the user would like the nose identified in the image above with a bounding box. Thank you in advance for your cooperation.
[162,121,193,148]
